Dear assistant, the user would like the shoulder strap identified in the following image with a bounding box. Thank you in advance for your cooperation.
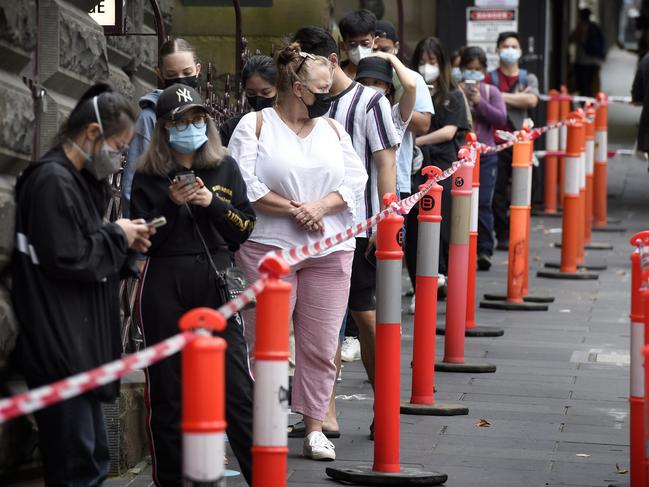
[255,111,263,140]
[488,69,499,87]
[323,117,341,140]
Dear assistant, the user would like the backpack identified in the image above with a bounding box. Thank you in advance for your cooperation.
[488,68,529,93]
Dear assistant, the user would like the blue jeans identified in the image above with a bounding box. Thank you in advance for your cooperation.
[478,153,498,256]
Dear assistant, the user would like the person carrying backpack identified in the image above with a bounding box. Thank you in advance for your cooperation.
[570,8,606,97]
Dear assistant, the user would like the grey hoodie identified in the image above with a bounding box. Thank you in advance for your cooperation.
[121,90,161,217]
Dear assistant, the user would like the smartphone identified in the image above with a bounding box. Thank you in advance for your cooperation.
[464,79,477,92]
[146,216,167,228]
[173,171,196,186]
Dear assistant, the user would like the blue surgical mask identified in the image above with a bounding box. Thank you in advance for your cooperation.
[451,67,463,82]
[499,47,521,65]
[462,69,485,82]
[168,121,208,154]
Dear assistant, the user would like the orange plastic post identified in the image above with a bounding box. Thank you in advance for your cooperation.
[558,85,571,207]
[544,89,560,214]
[584,106,596,244]
[593,93,608,228]
[644,343,649,485]
[576,111,586,266]
[466,136,480,330]
[180,308,228,485]
[252,256,291,487]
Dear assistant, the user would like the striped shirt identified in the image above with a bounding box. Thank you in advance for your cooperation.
[328,82,400,229]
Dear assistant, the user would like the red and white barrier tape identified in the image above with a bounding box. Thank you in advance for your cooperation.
[539,93,633,105]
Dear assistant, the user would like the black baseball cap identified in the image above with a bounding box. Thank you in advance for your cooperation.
[156,83,207,120]
[356,57,394,86]
[375,20,398,42]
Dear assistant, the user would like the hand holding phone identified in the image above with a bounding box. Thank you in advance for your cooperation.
[146,216,167,229]
[173,171,196,186]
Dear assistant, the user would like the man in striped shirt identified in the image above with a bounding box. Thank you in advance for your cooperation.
[292,26,399,438]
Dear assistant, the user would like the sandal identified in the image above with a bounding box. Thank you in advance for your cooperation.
[287,420,341,439]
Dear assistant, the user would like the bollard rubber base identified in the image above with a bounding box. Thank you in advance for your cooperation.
[400,400,469,416]
[537,269,599,280]
[544,261,607,271]
[531,209,562,218]
[435,361,496,373]
[553,241,614,251]
[479,299,549,311]
[483,293,555,304]
[436,325,505,337]
[326,466,448,486]
[592,225,626,233]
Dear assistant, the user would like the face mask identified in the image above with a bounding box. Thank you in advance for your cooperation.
[72,96,124,180]
[451,67,463,82]
[418,63,439,83]
[499,47,521,65]
[301,90,332,119]
[462,69,485,82]
[366,84,387,96]
[347,45,373,66]
[168,121,208,154]
[246,95,274,111]
[164,75,198,89]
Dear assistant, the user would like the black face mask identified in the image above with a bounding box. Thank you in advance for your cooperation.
[246,95,275,111]
[301,90,332,119]
[163,75,198,89]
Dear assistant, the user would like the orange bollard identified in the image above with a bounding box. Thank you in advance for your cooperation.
[436,147,496,373]
[180,308,228,486]
[576,110,586,266]
[482,135,553,310]
[543,89,561,215]
[644,342,649,485]
[593,92,626,233]
[401,167,468,416]
[538,114,599,281]
[327,194,447,485]
[252,256,291,487]
[584,106,595,245]
[631,232,649,487]
[558,85,571,207]
[463,134,504,335]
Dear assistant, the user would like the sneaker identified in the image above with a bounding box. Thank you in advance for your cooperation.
[341,337,361,362]
[408,295,416,314]
[437,274,447,301]
[337,364,343,382]
[303,431,336,461]
[477,254,492,271]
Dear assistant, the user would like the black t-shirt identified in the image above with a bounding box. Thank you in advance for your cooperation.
[219,114,244,147]
[421,88,470,170]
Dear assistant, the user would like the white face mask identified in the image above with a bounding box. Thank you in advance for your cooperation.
[348,45,373,66]
[418,63,439,83]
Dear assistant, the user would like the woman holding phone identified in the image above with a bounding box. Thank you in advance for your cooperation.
[131,84,256,485]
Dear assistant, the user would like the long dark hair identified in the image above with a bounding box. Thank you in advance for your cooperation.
[412,36,455,108]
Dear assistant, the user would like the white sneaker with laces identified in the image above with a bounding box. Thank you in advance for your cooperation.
[340,337,361,362]
[303,431,336,461]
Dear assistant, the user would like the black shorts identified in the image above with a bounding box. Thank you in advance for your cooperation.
[348,237,376,312]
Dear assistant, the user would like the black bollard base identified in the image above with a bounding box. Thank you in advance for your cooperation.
[531,209,563,218]
[435,361,496,373]
[592,225,626,233]
[326,466,448,486]
[483,293,555,303]
[544,261,607,271]
[480,299,549,311]
[537,269,599,280]
[400,400,469,416]
[436,325,505,337]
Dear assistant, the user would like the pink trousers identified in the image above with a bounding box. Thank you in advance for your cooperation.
[236,240,353,421]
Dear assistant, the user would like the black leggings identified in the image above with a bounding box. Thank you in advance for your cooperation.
[140,253,253,486]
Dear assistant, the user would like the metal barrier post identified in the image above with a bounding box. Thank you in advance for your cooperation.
[538,114,599,281]
[326,194,447,486]
[401,167,469,416]
[180,308,228,487]
[482,136,553,310]
[252,256,291,487]
[436,150,496,373]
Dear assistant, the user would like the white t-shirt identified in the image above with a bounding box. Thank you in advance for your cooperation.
[327,82,400,227]
[228,108,368,255]
[391,102,412,164]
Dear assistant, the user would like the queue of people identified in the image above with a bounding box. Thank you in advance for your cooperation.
[11,9,541,486]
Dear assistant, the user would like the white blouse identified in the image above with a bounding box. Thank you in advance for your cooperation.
[228,108,368,255]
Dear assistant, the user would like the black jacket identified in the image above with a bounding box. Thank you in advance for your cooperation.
[130,155,255,257]
[632,53,649,152]
[11,148,134,400]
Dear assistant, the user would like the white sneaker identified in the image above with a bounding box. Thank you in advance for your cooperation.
[337,364,343,382]
[340,337,361,362]
[408,295,416,314]
[303,431,336,461]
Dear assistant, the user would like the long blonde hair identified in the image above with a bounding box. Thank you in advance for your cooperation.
[136,115,226,177]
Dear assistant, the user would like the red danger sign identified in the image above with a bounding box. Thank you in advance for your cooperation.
[469,9,515,21]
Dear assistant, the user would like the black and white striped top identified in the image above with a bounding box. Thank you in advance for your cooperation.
[328,82,400,232]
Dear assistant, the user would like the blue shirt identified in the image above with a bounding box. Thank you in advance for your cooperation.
[394,68,434,194]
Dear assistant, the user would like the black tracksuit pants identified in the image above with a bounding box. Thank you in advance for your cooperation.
[140,253,253,486]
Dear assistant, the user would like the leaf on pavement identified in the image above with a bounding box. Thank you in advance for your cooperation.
[615,463,628,474]
[475,418,491,427]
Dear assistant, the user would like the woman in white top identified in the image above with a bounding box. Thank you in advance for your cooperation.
[229,43,367,461]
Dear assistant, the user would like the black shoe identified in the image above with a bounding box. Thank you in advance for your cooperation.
[369,419,374,441]
[477,254,492,271]
[495,240,509,251]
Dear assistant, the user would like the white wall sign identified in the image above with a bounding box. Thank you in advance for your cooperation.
[475,0,519,6]
[89,0,116,26]
[466,7,518,70]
